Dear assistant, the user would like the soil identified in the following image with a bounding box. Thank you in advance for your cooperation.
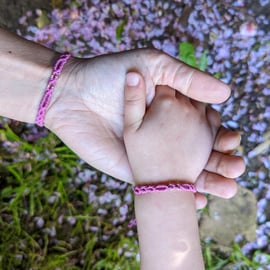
[0,0,51,32]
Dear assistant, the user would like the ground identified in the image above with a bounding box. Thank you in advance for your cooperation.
[0,0,50,31]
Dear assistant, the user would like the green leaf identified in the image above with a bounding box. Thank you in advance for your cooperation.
[36,11,50,29]
[7,166,22,182]
[199,50,208,71]
[179,42,198,68]
[29,190,35,216]
[214,71,222,79]
[116,20,126,42]
[51,0,64,8]
[179,42,195,57]
[1,186,14,198]
[70,0,84,8]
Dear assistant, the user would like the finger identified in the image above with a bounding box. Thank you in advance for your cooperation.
[206,106,221,137]
[206,107,221,128]
[196,171,238,199]
[190,99,206,112]
[194,193,208,209]
[124,72,146,132]
[153,53,231,103]
[175,90,190,103]
[214,126,242,153]
[205,151,246,178]
[154,85,176,99]
[150,86,176,112]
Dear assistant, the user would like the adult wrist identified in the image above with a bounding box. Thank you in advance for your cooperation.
[0,43,57,123]
[43,56,85,130]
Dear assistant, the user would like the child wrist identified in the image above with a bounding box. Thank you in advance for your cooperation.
[133,180,197,195]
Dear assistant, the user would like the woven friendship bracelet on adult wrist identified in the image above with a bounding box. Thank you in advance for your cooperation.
[133,182,197,195]
[35,52,71,127]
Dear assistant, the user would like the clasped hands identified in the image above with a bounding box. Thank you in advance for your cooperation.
[45,48,245,208]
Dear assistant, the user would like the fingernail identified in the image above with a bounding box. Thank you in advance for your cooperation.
[126,72,140,87]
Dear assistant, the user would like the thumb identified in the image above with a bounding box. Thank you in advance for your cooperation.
[124,72,146,133]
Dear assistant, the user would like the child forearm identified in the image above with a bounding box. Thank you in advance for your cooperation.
[135,191,204,270]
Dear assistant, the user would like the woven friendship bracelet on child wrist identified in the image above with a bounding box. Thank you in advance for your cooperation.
[35,52,71,127]
[133,182,197,195]
[128,182,197,228]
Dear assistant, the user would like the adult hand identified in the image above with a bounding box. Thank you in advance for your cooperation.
[46,49,245,204]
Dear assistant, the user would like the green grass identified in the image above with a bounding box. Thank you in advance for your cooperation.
[0,120,139,269]
[202,241,267,270]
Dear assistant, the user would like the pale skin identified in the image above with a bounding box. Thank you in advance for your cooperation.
[123,73,245,269]
[0,28,245,208]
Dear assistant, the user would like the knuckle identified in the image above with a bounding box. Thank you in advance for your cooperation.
[216,155,229,176]
[156,95,175,108]
[147,47,163,56]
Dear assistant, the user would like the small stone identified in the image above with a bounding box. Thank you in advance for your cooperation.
[199,185,257,247]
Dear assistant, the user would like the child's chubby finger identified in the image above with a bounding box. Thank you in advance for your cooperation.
[196,170,238,199]
[214,126,242,153]
[124,72,147,133]
[194,193,208,209]
[205,151,246,179]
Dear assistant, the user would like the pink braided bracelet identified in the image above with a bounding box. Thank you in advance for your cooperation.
[133,182,197,195]
[35,52,71,127]
[128,182,196,228]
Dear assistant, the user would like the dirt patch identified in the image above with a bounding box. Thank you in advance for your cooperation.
[0,0,51,32]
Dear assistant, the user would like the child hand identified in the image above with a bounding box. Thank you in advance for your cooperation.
[124,73,220,185]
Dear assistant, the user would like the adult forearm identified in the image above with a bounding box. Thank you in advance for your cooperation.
[135,191,204,270]
[0,28,57,123]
